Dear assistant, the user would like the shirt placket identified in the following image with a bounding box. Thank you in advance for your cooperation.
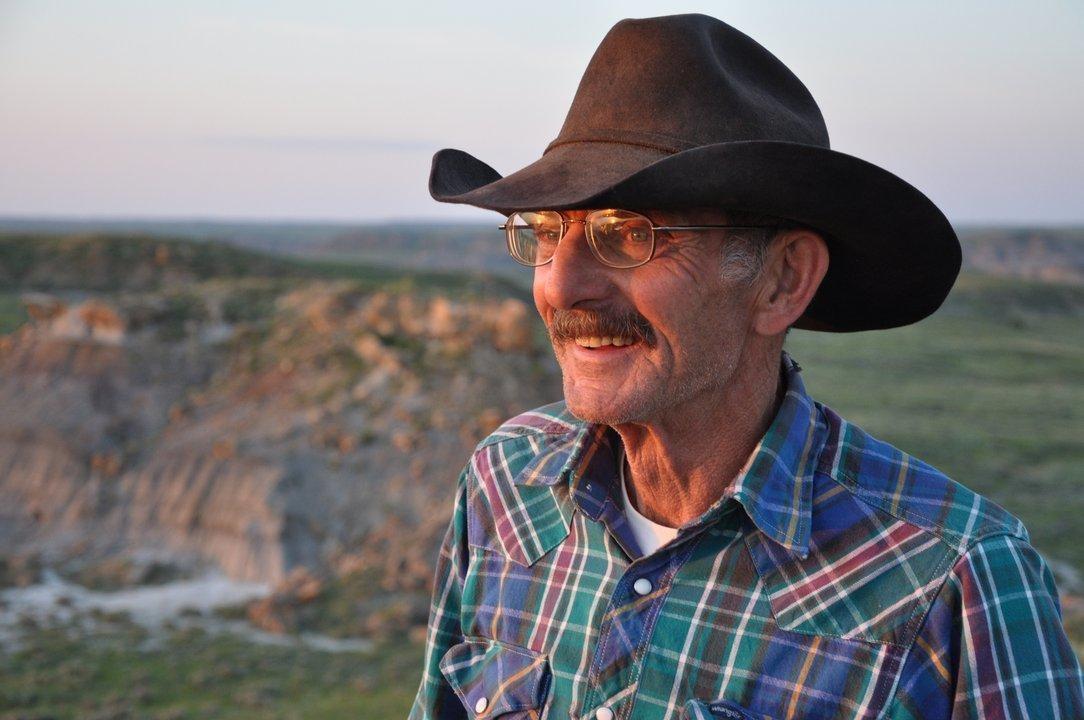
[571,470,712,720]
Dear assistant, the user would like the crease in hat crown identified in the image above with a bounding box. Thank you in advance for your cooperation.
[544,14,830,156]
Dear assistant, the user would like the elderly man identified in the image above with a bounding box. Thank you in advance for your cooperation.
[410,14,1083,720]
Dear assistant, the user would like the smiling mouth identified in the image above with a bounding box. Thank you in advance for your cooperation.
[572,336,639,348]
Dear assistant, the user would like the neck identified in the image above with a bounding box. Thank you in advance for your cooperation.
[615,345,785,528]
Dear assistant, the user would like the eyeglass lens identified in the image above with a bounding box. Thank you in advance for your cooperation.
[506,211,561,266]
[505,210,655,268]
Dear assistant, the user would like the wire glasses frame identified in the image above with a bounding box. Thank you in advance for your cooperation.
[499,209,770,268]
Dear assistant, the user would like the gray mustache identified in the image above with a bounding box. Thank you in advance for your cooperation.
[548,309,656,346]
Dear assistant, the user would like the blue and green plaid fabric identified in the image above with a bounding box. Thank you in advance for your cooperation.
[409,352,1083,719]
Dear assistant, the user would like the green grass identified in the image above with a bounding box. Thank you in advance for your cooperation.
[0,619,423,719]
[0,292,27,334]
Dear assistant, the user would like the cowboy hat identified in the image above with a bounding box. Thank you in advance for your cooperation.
[428,13,960,332]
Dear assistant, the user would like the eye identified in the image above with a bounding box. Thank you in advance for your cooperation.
[536,227,561,243]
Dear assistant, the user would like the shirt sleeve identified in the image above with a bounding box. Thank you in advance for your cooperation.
[886,532,1084,719]
[408,465,471,720]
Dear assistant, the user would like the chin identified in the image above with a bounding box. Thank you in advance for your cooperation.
[563,382,651,426]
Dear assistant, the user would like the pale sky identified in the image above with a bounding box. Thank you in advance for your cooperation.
[1,1,1082,223]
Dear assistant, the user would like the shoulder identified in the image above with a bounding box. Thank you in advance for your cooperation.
[460,401,584,566]
[755,399,1035,646]
[813,400,1028,553]
[472,400,585,450]
[464,400,588,482]
[888,529,1083,718]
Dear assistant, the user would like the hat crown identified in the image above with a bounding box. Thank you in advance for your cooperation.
[547,14,829,155]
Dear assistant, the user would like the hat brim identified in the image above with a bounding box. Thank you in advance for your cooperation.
[429,140,960,332]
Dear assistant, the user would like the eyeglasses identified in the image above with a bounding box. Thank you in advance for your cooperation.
[499,209,769,268]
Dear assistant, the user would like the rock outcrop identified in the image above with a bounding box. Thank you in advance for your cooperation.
[0,270,561,635]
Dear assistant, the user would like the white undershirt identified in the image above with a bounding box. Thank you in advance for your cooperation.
[618,447,681,555]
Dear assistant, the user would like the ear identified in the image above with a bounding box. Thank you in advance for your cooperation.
[751,229,829,336]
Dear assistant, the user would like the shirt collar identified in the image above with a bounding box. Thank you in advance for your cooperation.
[513,350,823,558]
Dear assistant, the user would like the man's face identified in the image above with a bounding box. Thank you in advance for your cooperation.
[532,208,763,425]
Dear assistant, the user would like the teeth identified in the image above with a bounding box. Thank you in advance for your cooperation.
[574,336,636,348]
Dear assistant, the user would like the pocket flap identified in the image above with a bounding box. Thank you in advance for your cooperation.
[469,483,574,568]
[439,638,551,717]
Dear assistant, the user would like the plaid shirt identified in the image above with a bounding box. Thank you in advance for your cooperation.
[409,352,1083,719]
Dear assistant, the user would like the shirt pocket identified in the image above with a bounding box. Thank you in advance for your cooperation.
[682,698,778,720]
[439,637,553,718]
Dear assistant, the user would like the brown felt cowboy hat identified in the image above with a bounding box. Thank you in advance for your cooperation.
[428,13,961,332]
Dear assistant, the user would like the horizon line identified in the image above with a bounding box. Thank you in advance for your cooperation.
[1,213,1083,230]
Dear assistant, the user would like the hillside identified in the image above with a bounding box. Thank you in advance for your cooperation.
[0,234,558,640]
[960,226,1084,283]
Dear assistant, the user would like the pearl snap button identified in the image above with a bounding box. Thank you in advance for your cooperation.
[474,695,488,713]
[633,577,653,595]
[595,706,614,720]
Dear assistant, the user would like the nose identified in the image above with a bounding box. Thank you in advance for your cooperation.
[536,220,614,311]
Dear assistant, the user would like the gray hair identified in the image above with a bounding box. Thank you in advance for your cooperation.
[717,210,805,285]
[716,210,812,338]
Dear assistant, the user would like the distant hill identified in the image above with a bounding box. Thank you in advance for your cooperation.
[0,232,526,298]
[3,218,1081,284]
[0,233,302,292]
[958,226,1084,283]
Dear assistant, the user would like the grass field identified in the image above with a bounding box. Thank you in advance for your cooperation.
[0,293,27,336]
[0,615,422,719]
